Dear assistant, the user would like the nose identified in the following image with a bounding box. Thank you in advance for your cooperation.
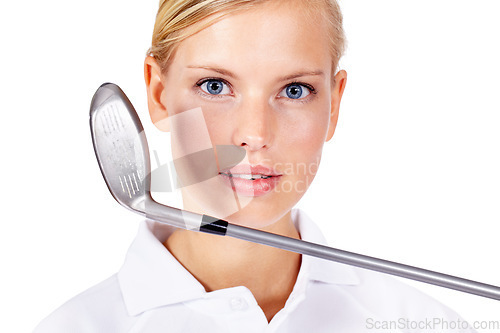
[232,97,275,152]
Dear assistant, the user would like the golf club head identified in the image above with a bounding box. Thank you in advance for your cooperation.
[89,83,150,214]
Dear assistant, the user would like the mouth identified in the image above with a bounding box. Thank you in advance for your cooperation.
[218,165,282,197]
[219,173,274,180]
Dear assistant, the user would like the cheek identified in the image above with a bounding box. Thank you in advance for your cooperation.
[169,107,212,156]
[164,85,199,117]
[280,105,330,160]
[163,86,234,146]
[274,102,331,196]
[163,85,220,151]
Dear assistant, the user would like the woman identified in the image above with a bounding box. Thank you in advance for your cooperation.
[35,0,475,331]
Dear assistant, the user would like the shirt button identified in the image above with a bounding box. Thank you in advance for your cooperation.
[229,297,248,311]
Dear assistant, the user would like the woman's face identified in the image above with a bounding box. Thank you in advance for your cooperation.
[147,1,346,229]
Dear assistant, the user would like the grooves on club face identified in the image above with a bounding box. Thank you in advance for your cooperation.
[90,83,151,213]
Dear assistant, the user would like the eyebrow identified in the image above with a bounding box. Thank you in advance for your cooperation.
[187,65,239,79]
[278,70,325,82]
[186,65,324,82]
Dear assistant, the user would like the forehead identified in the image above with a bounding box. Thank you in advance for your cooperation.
[172,1,332,77]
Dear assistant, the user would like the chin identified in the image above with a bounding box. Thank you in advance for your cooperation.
[219,197,297,231]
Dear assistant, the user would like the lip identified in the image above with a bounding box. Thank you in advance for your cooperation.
[219,164,282,197]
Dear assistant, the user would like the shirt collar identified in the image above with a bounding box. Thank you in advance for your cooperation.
[118,209,359,316]
[117,219,206,316]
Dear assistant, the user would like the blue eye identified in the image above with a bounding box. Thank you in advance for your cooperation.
[199,79,231,95]
[279,84,311,99]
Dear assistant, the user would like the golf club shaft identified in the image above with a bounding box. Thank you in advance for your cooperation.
[144,205,500,301]
[145,206,500,301]
[225,223,500,301]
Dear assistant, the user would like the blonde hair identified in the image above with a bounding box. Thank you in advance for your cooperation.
[148,0,346,74]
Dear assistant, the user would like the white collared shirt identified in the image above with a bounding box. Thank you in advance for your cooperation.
[34,210,475,332]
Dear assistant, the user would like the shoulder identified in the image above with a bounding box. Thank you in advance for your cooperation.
[33,274,134,333]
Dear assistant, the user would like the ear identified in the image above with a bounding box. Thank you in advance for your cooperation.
[326,70,347,142]
[144,55,170,132]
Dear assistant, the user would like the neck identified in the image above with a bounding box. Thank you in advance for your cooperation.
[164,211,301,322]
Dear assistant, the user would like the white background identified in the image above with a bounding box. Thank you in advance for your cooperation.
[1,1,499,332]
